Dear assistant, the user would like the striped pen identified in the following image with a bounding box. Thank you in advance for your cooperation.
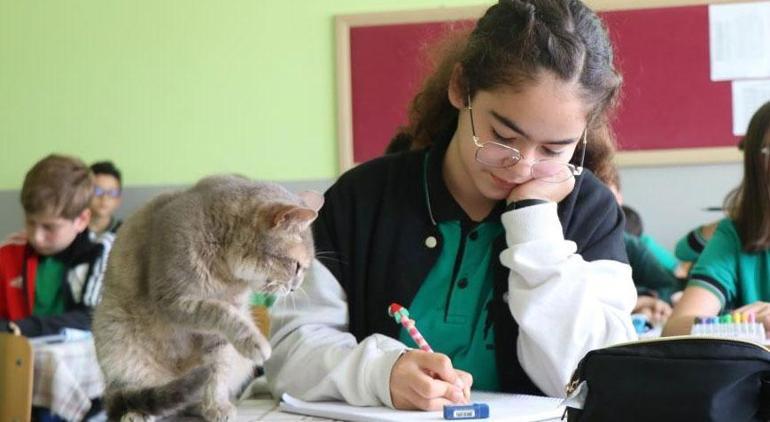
[388,303,433,353]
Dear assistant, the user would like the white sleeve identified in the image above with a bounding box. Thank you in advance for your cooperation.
[499,202,637,398]
[264,260,407,407]
[83,231,115,307]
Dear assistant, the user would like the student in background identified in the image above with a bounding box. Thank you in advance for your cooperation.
[602,167,679,324]
[605,165,685,278]
[664,101,770,336]
[675,221,719,265]
[89,160,123,237]
[671,221,719,279]
[622,205,681,324]
[266,0,636,409]
[0,154,113,336]
[673,141,745,275]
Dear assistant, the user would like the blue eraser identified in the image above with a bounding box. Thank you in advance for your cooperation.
[443,403,489,420]
[631,313,651,334]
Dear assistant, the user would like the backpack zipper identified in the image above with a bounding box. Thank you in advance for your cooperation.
[564,335,769,396]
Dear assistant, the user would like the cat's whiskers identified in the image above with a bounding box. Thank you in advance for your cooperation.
[314,250,338,256]
[289,291,298,313]
[293,283,308,298]
[284,287,300,314]
[293,287,310,312]
[314,252,345,265]
[314,251,341,259]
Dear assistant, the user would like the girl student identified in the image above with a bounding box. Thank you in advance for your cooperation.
[266,0,637,410]
[664,101,770,336]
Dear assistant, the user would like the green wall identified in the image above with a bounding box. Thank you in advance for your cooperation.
[0,0,486,189]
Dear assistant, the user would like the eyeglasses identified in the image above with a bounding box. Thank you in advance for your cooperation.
[94,187,121,198]
[466,97,586,183]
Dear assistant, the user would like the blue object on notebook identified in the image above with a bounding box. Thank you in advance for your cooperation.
[443,403,489,420]
[631,313,652,334]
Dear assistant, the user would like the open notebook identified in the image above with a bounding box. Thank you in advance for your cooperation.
[280,391,564,422]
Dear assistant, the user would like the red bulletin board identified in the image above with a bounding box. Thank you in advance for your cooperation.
[335,2,746,172]
[602,6,739,152]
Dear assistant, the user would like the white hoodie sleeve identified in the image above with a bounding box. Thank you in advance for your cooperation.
[499,202,638,398]
[264,260,407,407]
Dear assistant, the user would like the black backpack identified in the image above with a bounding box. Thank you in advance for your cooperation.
[565,337,770,422]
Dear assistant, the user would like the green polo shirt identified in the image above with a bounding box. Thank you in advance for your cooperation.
[625,233,680,303]
[639,234,678,273]
[399,219,503,391]
[688,218,770,311]
[675,227,708,262]
[33,256,66,316]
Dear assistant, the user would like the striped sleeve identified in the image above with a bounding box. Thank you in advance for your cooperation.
[686,219,738,310]
[83,232,115,307]
[675,227,708,262]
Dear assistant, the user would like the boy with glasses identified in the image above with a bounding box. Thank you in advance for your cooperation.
[0,154,114,336]
[89,160,123,237]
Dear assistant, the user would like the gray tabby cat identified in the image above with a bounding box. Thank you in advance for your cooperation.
[93,175,323,421]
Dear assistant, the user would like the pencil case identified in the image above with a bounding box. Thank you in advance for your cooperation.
[564,336,770,422]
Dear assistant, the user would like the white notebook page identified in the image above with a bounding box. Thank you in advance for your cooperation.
[280,391,564,422]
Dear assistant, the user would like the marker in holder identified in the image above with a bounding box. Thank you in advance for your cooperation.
[691,312,766,344]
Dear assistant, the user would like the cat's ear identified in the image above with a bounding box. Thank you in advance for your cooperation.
[298,191,324,212]
[272,206,318,231]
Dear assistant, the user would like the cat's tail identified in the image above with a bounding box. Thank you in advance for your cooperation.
[105,365,212,420]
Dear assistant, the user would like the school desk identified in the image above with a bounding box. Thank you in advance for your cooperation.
[237,377,564,422]
[32,338,104,421]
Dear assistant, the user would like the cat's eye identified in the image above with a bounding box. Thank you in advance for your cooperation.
[294,261,302,276]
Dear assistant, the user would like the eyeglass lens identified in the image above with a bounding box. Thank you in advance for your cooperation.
[94,187,120,198]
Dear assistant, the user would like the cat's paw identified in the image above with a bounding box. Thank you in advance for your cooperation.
[120,412,155,422]
[232,328,271,363]
[201,401,236,422]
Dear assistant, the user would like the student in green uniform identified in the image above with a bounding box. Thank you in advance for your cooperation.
[605,165,687,280]
[664,101,770,336]
[266,0,637,410]
[601,166,679,324]
[622,206,683,300]
[673,140,746,277]
[623,205,682,277]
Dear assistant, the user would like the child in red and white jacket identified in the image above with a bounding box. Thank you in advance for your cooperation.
[0,154,113,337]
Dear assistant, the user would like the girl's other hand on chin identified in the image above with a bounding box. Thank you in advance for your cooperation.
[506,175,576,205]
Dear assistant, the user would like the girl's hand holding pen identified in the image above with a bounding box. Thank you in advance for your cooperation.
[390,350,473,410]
[387,303,473,410]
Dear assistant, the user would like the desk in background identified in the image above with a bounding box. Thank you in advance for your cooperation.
[32,338,104,421]
[30,340,320,422]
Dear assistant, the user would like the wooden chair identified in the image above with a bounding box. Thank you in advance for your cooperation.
[0,328,33,422]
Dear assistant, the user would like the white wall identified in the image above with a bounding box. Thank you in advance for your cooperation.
[619,162,743,250]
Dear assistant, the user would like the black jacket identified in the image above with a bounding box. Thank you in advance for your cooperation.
[313,139,627,394]
[15,231,108,336]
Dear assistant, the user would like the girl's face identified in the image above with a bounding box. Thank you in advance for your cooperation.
[448,70,590,202]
